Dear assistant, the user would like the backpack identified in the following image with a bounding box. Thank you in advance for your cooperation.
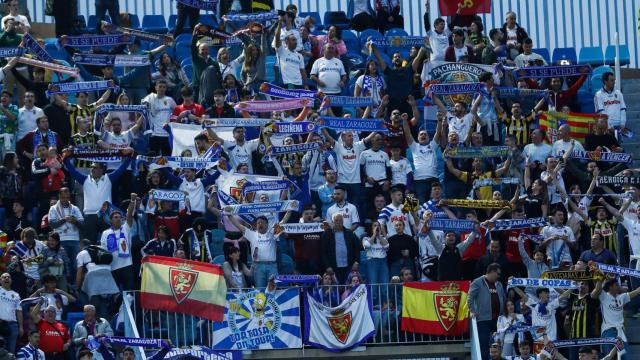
[86,245,113,266]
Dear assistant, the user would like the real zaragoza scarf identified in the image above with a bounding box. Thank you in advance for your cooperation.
[438,199,512,209]
[444,146,509,158]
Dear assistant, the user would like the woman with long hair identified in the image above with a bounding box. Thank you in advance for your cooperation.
[314,25,347,58]
[154,53,190,100]
[105,92,136,132]
[313,269,341,306]
[465,20,488,55]
[354,60,386,110]
[241,43,263,93]
[223,73,243,104]
[39,232,72,291]
[496,299,525,357]
[222,246,252,289]
[217,47,244,80]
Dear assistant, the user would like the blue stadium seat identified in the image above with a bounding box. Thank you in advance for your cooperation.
[200,15,218,28]
[323,11,350,30]
[386,27,408,37]
[175,33,193,46]
[183,64,193,82]
[590,65,614,90]
[86,15,111,33]
[128,14,141,29]
[341,30,359,52]
[299,11,323,31]
[66,312,84,335]
[142,15,168,34]
[604,45,630,66]
[45,43,65,60]
[180,57,192,68]
[175,42,191,63]
[578,46,604,66]
[577,90,596,113]
[212,255,225,265]
[532,48,551,64]
[552,47,577,65]
[265,55,276,82]
[359,29,384,56]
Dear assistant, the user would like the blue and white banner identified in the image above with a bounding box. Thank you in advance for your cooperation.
[444,146,509,159]
[519,233,545,244]
[101,21,172,43]
[318,117,388,134]
[507,277,579,289]
[99,336,169,348]
[279,223,324,234]
[276,275,320,284]
[259,83,316,99]
[496,87,549,99]
[216,172,289,222]
[569,150,633,164]
[72,53,150,67]
[426,82,484,96]
[0,47,25,57]
[513,64,591,79]
[224,200,299,214]
[325,96,374,107]
[483,217,548,231]
[371,36,426,47]
[166,122,230,157]
[177,0,219,11]
[136,155,219,170]
[266,121,317,134]
[270,142,320,155]
[304,284,375,352]
[202,118,271,128]
[597,263,640,278]
[428,218,476,232]
[213,288,302,350]
[423,61,501,110]
[550,338,618,348]
[23,33,55,63]
[151,189,187,202]
[504,324,545,334]
[46,80,118,96]
[242,180,293,197]
[473,177,521,189]
[60,34,133,47]
[222,11,279,24]
[164,346,241,360]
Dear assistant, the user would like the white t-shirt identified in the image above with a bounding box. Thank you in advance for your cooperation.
[0,287,20,322]
[427,29,451,61]
[223,138,259,173]
[599,291,630,341]
[540,169,565,205]
[514,52,548,68]
[409,139,439,180]
[362,236,388,259]
[333,139,366,184]
[360,148,390,187]
[327,202,360,229]
[243,229,277,262]
[310,57,345,94]
[76,250,111,273]
[102,130,135,170]
[278,28,303,52]
[99,224,133,271]
[41,292,69,320]
[378,203,415,236]
[453,45,469,62]
[622,218,640,262]
[522,143,552,165]
[355,75,386,107]
[142,93,176,137]
[541,225,575,268]
[526,297,561,341]
[17,106,44,141]
[506,27,519,47]
[390,157,412,186]
[219,59,242,80]
[179,178,206,214]
[276,44,305,85]
[551,139,584,157]
[594,89,627,128]
[446,112,473,141]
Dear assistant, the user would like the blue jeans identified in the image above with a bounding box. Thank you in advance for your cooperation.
[95,0,120,33]
[253,262,278,289]
[5,321,18,354]
[366,258,389,302]
[601,327,627,360]
[61,241,79,283]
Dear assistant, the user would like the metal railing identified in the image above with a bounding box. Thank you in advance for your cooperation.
[124,283,468,349]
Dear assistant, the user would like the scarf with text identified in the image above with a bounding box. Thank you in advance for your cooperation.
[275,274,321,284]
[222,11,279,23]
[270,142,321,155]
[242,179,299,197]
[0,47,25,57]
[101,20,172,43]
[513,64,592,79]
[60,34,133,47]
[597,263,640,278]
[264,121,317,134]
[473,177,521,189]
[279,223,324,233]
[541,269,605,281]
[17,57,79,77]
[496,87,549,99]
[507,277,578,289]
[136,155,219,170]
[235,98,311,112]
[68,148,129,163]
[371,36,426,47]
[151,189,187,202]
[445,146,509,158]
[318,117,389,133]
[259,82,317,99]
[438,199,512,209]
[596,175,640,186]
[176,0,219,11]
[201,117,271,127]
[426,82,484,96]
[427,218,476,232]
[483,217,548,231]
[23,33,55,63]
[569,150,632,164]
[46,80,118,96]
[325,95,374,107]
[72,53,150,67]
[223,200,299,214]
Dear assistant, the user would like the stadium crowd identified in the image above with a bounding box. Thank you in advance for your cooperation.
[0,0,635,359]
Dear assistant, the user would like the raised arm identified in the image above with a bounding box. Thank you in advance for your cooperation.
[225,212,247,233]
[412,46,428,73]
[402,112,415,146]
[126,193,137,227]
[445,158,463,178]
[107,156,132,182]
[432,94,448,116]
[368,40,387,72]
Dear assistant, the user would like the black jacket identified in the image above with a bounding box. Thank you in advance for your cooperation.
[321,229,361,270]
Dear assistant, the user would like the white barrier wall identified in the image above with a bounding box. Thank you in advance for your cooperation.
[26,0,640,67]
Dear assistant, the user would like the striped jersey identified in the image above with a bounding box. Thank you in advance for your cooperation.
[377,203,415,236]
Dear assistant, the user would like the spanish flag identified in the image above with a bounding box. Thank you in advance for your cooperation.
[538,111,605,144]
[401,281,470,336]
[140,256,227,322]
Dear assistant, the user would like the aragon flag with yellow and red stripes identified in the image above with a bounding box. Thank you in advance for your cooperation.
[140,255,227,322]
[539,111,605,144]
[401,281,470,336]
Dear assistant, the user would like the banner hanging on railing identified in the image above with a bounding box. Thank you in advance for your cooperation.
[304,284,375,352]
[164,346,241,360]
[213,288,302,350]
[402,281,470,336]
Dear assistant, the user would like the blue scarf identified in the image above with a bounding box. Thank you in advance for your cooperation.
[270,142,320,155]
[318,117,389,133]
[176,0,219,11]
[361,75,384,95]
[61,34,133,47]
[569,150,632,164]
[46,80,119,96]
[23,33,55,63]
[106,227,128,257]
[513,64,591,79]
[223,11,279,23]
[72,53,150,67]
[326,95,373,107]
[483,217,548,231]
[33,130,56,150]
[428,218,476,232]
[259,82,316,99]
[0,47,24,57]
[267,121,317,134]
